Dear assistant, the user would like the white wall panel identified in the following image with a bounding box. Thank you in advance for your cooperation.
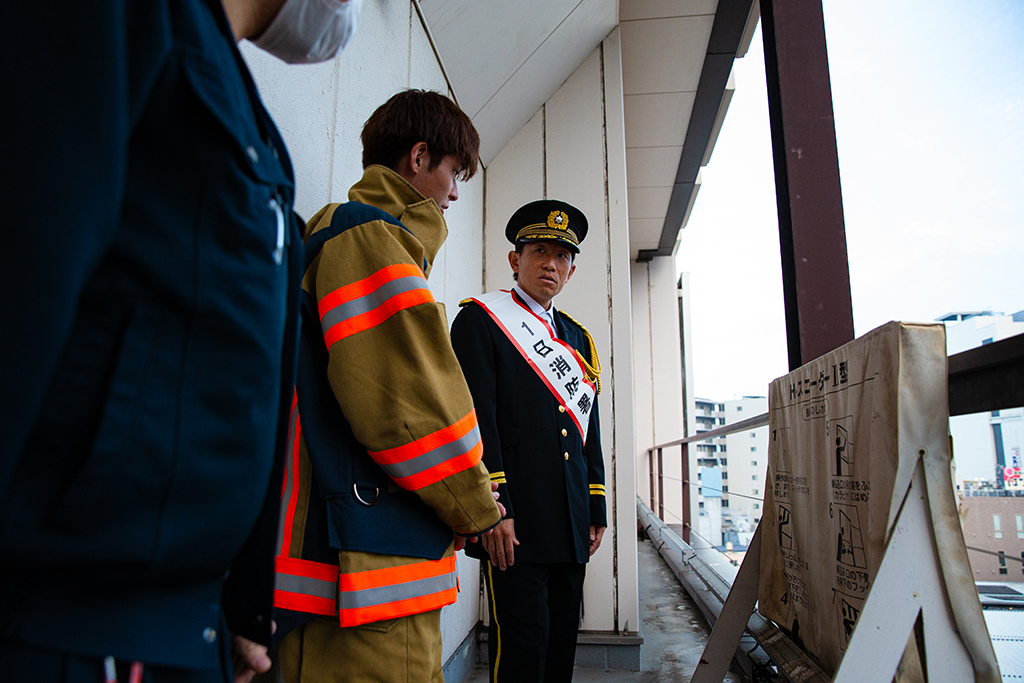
[619,0,717,22]
[631,262,654,504]
[623,92,696,149]
[434,172,484,311]
[483,111,545,292]
[601,27,641,636]
[239,47,341,220]
[620,16,712,95]
[625,145,682,188]
[652,259,686,528]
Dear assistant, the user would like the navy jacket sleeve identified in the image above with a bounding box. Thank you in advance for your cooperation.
[586,398,607,529]
[450,302,515,519]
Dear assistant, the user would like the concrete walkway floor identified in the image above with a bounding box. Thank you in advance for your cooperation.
[465,538,745,682]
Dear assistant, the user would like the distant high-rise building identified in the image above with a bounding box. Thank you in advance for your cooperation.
[691,396,769,548]
[724,397,769,523]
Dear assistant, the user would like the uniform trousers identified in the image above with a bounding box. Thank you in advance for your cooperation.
[1,639,231,683]
[484,561,586,683]
[264,609,443,683]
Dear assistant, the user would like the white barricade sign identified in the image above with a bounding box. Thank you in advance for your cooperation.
[757,322,1000,681]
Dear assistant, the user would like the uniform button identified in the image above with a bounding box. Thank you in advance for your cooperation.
[202,627,217,644]
[564,452,569,460]
[561,429,568,437]
[558,405,566,413]
[246,146,259,164]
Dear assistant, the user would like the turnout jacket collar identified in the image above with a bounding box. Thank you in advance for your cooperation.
[348,165,447,277]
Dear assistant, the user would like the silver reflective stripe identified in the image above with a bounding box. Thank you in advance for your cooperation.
[320,275,429,335]
[339,572,456,611]
[276,572,337,602]
[379,424,481,480]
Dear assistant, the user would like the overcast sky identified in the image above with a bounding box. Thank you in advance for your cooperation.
[676,0,1024,401]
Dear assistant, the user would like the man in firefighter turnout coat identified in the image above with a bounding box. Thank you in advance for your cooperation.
[450,200,607,683]
[266,90,502,682]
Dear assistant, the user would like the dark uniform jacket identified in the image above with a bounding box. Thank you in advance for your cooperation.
[1,0,301,668]
[451,295,606,564]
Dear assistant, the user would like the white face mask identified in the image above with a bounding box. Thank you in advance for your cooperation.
[254,0,363,65]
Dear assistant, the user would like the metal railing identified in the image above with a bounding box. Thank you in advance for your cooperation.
[647,412,769,543]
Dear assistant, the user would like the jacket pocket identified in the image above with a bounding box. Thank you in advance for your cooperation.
[323,489,453,560]
[498,426,522,449]
[48,303,177,562]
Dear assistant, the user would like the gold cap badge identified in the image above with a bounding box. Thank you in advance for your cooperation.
[547,211,569,231]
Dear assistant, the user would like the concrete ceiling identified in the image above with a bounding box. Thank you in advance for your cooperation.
[418,0,617,165]
[419,0,758,261]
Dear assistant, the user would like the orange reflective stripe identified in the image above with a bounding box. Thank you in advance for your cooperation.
[337,555,458,627]
[338,589,457,627]
[273,555,459,625]
[319,263,433,346]
[339,554,456,591]
[369,410,484,490]
[277,391,302,556]
[273,556,338,616]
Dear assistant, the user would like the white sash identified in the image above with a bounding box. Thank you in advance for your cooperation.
[470,290,596,443]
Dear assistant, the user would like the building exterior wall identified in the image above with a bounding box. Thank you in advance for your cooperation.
[960,495,1024,580]
[723,397,769,523]
[484,31,640,636]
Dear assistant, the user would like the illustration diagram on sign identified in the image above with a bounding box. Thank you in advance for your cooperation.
[828,416,854,477]
[778,504,793,549]
[834,504,866,568]
[835,591,864,646]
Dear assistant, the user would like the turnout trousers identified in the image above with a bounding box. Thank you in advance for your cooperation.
[484,561,586,683]
[264,609,444,683]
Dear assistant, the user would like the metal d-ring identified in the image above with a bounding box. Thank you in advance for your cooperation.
[353,483,380,506]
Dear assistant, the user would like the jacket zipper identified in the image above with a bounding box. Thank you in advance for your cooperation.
[270,195,286,265]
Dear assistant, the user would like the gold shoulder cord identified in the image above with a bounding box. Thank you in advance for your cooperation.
[459,297,474,307]
[560,312,602,394]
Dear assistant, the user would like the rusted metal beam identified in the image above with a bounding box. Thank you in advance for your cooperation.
[761,0,855,369]
[948,333,1024,416]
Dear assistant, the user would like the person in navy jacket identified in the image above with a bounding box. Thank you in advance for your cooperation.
[0,0,359,681]
[451,200,607,683]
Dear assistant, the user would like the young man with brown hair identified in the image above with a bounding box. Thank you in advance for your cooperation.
[266,89,503,682]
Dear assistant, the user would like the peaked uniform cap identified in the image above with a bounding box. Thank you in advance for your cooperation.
[505,200,588,254]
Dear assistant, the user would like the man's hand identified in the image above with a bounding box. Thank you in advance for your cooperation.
[460,482,506,549]
[231,634,272,683]
[491,481,506,517]
[481,518,519,570]
[589,525,606,556]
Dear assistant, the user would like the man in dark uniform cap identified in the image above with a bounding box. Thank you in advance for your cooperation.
[451,199,607,682]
